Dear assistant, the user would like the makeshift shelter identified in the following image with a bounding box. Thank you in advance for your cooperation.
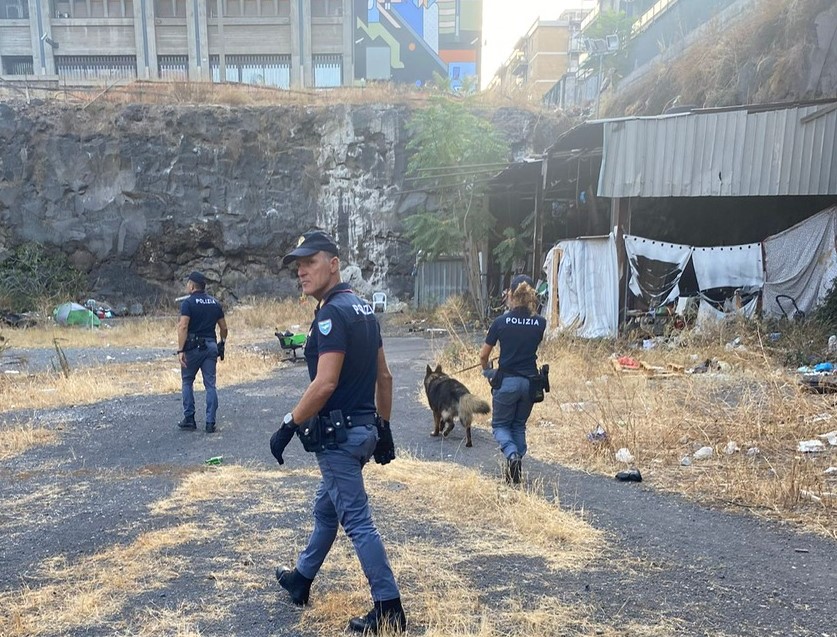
[543,235,619,338]
[763,207,837,318]
[54,302,101,327]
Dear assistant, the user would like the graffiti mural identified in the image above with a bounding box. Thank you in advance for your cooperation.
[355,0,482,89]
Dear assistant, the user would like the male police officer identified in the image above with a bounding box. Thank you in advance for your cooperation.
[177,271,228,433]
[270,231,406,634]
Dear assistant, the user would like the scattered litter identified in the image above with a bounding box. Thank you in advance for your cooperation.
[205,456,224,465]
[617,355,640,370]
[768,332,782,342]
[4,369,20,374]
[560,402,589,412]
[615,448,634,464]
[824,467,837,475]
[829,334,837,354]
[723,441,740,455]
[818,430,837,446]
[693,446,714,460]
[642,339,657,350]
[746,446,760,457]
[798,440,825,453]
[815,362,834,373]
[810,413,833,424]
[615,469,643,482]
[725,337,745,351]
[586,425,608,443]
[794,548,810,553]
[680,456,692,466]
[800,490,822,503]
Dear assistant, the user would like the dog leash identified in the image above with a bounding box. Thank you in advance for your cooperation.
[448,357,497,377]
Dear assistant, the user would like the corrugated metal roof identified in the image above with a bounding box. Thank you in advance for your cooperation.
[597,103,837,197]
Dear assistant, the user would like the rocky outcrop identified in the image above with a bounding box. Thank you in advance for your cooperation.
[0,101,564,306]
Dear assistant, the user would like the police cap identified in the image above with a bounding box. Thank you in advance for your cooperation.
[510,274,535,292]
[188,271,207,286]
[282,231,339,265]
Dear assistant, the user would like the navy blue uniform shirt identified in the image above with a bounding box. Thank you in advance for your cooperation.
[180,292,224,339]
[304,283,382,417]
[485,307,546,375]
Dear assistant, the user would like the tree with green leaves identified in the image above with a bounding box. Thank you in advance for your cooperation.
[404,97,509,314]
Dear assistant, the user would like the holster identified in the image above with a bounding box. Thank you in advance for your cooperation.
[185,334,208,352]
[297,410,349,453]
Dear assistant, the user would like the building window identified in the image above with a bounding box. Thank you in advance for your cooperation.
[313,54,342,88]
[311,0,342,17]
[56,55,137,81]
[155,0,185,17]
[259,0,290,16]
[0,0,28,18]
[52,0,132,17]
[2,55,33,74]
[158,55,188,80]
[212,54,290,88]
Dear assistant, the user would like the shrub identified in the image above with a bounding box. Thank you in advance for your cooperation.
[0,243,86,312]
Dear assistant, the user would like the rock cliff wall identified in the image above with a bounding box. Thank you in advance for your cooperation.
[0,101,563,306]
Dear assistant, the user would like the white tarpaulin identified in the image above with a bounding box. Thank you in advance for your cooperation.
[550,234,619,339]
[692,243,764,291]
[624,235,693,307]
[763,207,837,318]
[696,295,759,329]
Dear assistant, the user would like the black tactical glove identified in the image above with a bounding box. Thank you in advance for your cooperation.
[373,418,396,465]
[217,340,225,361]
[270,426,295,465]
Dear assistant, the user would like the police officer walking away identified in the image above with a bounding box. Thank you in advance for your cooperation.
[270,231,406,634]
[479,274,546,484]
[177,271,228,433]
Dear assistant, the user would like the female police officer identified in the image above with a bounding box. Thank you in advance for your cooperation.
[478,274,546,484]
[269,231,406,634]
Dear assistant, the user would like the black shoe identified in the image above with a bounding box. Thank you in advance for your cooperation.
[276,567,313,606]
[177,417,197,430]
[205,422,216,433]
[506,453,522,485]
[348,598,406,634]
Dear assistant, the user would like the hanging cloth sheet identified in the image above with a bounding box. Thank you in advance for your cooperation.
[763,207,837,318]
[692,243,764,291]
[553,235,619,339]
[624,235,693,308]
[696,295,759,329]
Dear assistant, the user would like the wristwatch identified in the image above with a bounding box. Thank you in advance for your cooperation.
[282,412,297,429]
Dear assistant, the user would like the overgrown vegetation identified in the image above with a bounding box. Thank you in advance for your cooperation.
[607,0,836,115]
[404,97,510,316]
[0,243,85,312]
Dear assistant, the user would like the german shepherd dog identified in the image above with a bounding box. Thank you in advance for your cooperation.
[424,364,490,448]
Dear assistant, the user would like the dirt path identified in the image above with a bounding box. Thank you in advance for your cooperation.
[1,336,834,636]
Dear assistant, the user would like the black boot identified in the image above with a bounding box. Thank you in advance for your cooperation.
[205,422,216,433]
[348,598,407,634]
[177,416,197,430]
[506,453,522,485]
[275,567,313,606]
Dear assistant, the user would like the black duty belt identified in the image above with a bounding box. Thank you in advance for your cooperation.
[320,413,377,428]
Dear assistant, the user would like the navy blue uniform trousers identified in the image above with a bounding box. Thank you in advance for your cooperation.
[296,424,400,602]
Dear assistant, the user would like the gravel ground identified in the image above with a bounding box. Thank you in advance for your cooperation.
[1,335,835,636]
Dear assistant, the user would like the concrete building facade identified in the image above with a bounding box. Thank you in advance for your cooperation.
[0,0,482,89]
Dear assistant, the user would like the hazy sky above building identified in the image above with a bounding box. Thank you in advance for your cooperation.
[481,0,578,89]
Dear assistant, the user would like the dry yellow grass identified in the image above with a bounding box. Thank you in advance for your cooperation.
[1,297,314,350]
[0,423,59,460]
[0,524,209,637]
[434,325,837,538]
[0,348,284,411]
[0,297,319,412]
[0,459,690,636]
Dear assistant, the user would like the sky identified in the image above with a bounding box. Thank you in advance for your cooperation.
[480,0,583,88]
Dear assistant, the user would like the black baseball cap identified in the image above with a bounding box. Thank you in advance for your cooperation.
[510,274,535,292]
[187,271,207,286]
[282,231,339,265]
